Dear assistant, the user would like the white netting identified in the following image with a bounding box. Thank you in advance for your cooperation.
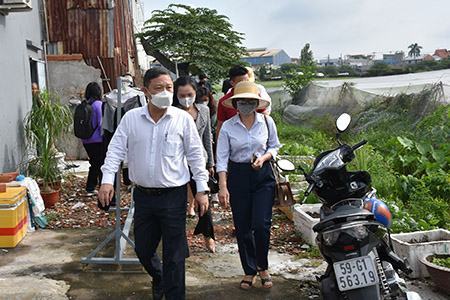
[284,69,450,124]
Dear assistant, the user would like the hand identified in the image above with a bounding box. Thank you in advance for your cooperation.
[208,167,215,177]
[218,187,230,208]
[252,156,265,170]
[195,192,209,217]
[98,184,114,207]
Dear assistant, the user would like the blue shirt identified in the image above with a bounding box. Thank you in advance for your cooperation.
[216,112,281,173]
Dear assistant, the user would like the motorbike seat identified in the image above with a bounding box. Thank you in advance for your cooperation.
[313,206,374,232]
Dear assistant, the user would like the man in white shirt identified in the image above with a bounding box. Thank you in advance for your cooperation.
[99,68,209,300]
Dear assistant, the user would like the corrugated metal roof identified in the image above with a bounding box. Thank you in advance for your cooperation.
[46,0,139,90]
[244,49,283,58]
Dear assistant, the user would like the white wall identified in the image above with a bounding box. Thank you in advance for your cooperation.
[0,0,44,171]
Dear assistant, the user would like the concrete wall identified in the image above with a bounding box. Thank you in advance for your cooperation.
[47,60,102,160]
[0,0,44,172]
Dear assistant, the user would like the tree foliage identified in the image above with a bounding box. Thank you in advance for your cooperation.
[408,43,423,58]
[299,43,315,67]
[283,65,315,99]
[138,4,246,81]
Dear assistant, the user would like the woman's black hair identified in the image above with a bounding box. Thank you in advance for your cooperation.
[173,76,198,107]
[85,82,102,101]
[196,86,216,116]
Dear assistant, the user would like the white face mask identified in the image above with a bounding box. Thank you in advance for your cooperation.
[150,90,173,109]
[179,97,195,108]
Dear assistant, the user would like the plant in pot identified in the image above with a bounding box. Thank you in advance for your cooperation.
[420,253,450,294]
[24,90,72,208]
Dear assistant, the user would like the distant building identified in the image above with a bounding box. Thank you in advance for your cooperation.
[291,58,300,64]
[433,49,449,60]
[383,52,404,65]
[241,48,291,66]
[344,54,374,72]
[403,55,424,64]
[318,57,341,67]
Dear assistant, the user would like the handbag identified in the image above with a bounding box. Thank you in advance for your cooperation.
[263,116,295,207]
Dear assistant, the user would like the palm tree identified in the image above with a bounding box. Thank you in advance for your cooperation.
[408,43,423,58]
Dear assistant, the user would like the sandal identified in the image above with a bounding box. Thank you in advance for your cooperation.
[259,271,273,289]
[240,275,256,290]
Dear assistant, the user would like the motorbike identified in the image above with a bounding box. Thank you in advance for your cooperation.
[296,113,422,300]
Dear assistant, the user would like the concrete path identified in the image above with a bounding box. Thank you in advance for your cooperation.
[1,229,447,300]
[0,229,324,300]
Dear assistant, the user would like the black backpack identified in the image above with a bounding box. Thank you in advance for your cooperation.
[73,100,98,139]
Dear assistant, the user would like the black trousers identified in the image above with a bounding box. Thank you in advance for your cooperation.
[228,161,275,275]
[83,142,106,192]
[189,179,215,240]
[133,185,189,300]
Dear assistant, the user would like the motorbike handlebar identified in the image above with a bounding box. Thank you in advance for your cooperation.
[352,140,368,151]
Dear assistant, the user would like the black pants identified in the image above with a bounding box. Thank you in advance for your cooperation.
[133,185,189,300]
[83,142,106,192]
[228,161,275,275]
[189,179,215,240]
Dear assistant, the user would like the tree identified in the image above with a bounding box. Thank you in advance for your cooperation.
[299,43,315,67]
[138,4,246,81]
[283,65,315,99]
[408,43,423,58]
[368,62,391,76]
[280,63,302,76]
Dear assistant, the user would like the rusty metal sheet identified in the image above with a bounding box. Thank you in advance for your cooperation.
[45,0,138,89]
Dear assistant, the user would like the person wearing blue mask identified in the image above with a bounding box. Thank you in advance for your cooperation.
[99,68,209,300]
[216,81,281,290]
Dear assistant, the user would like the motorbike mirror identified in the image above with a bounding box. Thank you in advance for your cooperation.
[276,159,296,172]
[336,113,351,132]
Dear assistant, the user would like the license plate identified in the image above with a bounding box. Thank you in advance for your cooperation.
[333,256,379,291]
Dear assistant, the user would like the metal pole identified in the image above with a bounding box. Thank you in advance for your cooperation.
[81,76,139,265]
[114,76,123,262]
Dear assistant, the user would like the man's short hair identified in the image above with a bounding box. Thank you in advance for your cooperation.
[228,65,248,80]
[143,68,170,87]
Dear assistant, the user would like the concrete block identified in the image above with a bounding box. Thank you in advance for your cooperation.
[391,229,450,278]
[293,203,321,245]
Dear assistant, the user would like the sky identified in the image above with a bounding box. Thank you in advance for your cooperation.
[141,0,450,60]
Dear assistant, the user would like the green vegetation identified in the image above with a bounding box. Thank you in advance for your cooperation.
[283,65,316,99]
[275,89,449,233]
[24,91,72,191]
[432,256,450,269]
[138,4,245,82]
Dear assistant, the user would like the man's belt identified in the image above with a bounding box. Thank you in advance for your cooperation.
[135,185,183,195]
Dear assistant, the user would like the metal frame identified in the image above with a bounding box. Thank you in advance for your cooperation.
[81,77,140,265]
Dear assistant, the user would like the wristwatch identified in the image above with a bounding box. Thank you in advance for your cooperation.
[199,190,210,195]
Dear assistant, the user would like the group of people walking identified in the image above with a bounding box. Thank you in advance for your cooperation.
[78,65,281,299]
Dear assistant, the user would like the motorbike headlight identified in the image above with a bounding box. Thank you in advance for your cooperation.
[322,230,340,246]
[344,225,368,240]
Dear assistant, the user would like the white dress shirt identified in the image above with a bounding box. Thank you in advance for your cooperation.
[101,105,209,192]
[216,112,281,173]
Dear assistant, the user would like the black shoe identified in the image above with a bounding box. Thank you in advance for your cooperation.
[152,280,164,300]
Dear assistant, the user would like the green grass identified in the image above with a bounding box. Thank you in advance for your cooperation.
[256,80,284,89]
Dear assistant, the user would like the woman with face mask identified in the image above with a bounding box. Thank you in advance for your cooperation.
[216,81,281,290]
[173,76,216,253]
